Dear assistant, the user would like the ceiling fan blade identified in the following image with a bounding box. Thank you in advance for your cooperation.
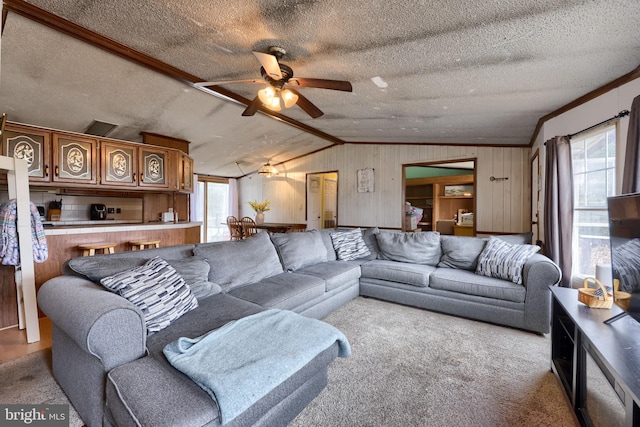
[288,78,352,92]
[194,79,264,87]
[242,96,262,116]
[289,89,324,119]
[253,51,282,80]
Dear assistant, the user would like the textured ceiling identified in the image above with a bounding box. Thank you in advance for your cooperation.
[1,0,639,177]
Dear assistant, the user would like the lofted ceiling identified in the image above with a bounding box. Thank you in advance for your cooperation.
[1,0,639,177]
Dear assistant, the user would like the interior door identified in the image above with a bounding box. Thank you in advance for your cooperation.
[307,172,338,229]
[307,174,322,230]
[323,176,337,228]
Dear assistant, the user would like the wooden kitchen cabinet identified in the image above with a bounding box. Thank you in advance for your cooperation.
[100,140,138,187]
[138,146,169,189]
[1,123,51,182]
[179,153,194,193]
[52,134,98,184]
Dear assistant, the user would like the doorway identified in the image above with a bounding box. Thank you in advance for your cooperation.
[403,160,476,235]
[307,172,338,230]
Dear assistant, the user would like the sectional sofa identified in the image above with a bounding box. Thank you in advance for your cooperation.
[37,227,561,426]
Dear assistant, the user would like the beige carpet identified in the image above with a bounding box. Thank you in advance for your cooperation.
[0,348,84,426]
[0,297,577,426]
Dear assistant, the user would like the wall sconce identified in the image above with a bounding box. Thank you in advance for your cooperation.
[258,162,279,177]
[489,176,509,182]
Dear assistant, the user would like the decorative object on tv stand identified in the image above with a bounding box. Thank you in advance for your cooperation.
[247,199,270,225]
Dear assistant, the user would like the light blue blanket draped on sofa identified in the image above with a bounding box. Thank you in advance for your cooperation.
[163,309,351,424]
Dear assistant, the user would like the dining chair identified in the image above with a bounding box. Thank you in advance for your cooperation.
[240,216,258,238]
[226,216,243,240]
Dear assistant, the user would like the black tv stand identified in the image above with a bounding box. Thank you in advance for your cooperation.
[550,287,640,426]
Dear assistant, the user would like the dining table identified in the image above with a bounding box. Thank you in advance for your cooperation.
[255,222,307,233]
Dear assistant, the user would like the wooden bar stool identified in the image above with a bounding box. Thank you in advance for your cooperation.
[78,243,117,257]
[129,240,161,251]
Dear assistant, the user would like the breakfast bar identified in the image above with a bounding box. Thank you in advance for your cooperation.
[0,221,201,329]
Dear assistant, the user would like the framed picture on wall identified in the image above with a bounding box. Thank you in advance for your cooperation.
[357,168,375,193]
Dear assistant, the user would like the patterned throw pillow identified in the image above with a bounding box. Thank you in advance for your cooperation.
[475,236,540,284]
[330,228,371,261]
[100,257,198,334]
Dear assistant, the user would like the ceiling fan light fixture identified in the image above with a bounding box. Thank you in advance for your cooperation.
[258,86,283,111]
[281,89,298,108]
[258,162,279,177]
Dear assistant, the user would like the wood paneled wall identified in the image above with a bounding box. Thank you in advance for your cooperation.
[238,144,531,234]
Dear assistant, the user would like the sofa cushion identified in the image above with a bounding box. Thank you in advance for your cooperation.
[297,261,362,291]
[475,236,540,284]
[330,228,371,261]
[361,227,381,260]
[376,231,441,265]
[360,259,436,287]
[69,257,147,283]
[227,273,325,310]
[496,232,533,245]
[318,228,338,261]
[100,257,199,334]
[270,230,328,271]
[429,268,526,303]
[66,244,197,282]
[165,257,222,300]
[437,235,487,271]
[194,232,283,292]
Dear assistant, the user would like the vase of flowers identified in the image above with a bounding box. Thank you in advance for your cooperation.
[247,199,270,225]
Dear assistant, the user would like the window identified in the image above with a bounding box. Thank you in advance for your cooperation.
[195,177,231,242]
[570,124,616,281]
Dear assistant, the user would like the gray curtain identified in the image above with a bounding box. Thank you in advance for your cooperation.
[622,94,640,194]
[544,136,573,287]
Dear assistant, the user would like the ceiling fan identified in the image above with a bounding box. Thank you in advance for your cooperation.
[194,46,352,118]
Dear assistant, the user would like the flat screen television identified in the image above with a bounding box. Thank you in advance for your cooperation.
[606,192,640,324]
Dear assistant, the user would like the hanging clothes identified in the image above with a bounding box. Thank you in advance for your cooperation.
[0,199,48,266]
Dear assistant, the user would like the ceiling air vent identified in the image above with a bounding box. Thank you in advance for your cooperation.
[85,120,118,137]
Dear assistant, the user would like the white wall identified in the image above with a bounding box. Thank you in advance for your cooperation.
[531,78,640,239]
[238,144,531,233]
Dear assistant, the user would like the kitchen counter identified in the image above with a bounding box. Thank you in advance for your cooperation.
[43,221,202,236]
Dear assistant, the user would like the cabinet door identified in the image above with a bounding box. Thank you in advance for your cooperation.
[100,140,138,187]
[2,124,51,182]
[52,134,98,184]
[180,154,194,193]
[138,147,169,188]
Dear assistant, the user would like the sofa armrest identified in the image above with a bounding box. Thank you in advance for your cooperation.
[521,253,562,332]
[38,276,147,370]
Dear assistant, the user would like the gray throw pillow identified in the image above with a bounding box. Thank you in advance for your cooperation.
[330,228,371,261]
[376,231,442,265]
[438,235,487,271]
[475,236,540,284]
[270,230,328,271]
[100,257,198,334]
